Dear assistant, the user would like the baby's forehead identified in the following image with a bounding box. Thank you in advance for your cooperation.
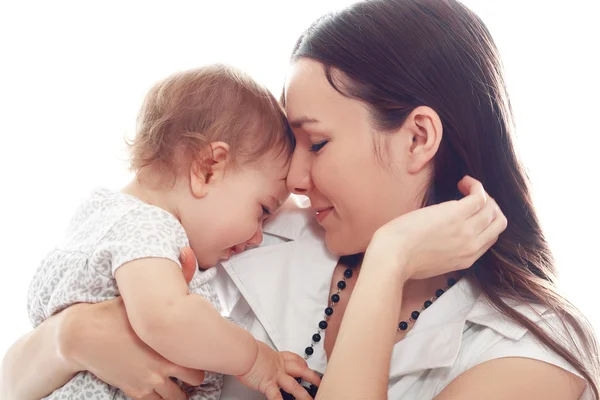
[257,151,291,176]
[261,171,290,208]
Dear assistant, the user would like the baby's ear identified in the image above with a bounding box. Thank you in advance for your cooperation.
[189,141,230,198]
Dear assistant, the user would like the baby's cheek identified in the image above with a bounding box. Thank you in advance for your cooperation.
[239,219,260,242]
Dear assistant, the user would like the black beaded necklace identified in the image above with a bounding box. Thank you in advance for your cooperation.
[304,270,458,358]
[281,259,459,399]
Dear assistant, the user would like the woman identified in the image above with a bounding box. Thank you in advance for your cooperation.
[3,0,599,399]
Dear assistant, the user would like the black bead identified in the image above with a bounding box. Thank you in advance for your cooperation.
[337,280,347,290]
[325,307,334,316]
[319,320,328,330]
[424,300,433,308]
[399,321,408,330]
[309,384,319,397]
[411,311,420,320]
[296,377,302,383]
[331,294,340,303]
[312,333,322,342]
[344,268,353,278]
[305,346,314,356]
[448,278,457,287]
[435,289,445,298]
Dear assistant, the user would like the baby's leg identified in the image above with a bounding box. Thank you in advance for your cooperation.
[41,371,122,400]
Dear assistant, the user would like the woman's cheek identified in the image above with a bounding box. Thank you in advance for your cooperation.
[311,157,328,190]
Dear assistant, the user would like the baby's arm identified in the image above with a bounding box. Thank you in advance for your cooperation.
[115,258,258,376]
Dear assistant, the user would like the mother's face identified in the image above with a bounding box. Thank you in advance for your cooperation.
[284,58,436,256]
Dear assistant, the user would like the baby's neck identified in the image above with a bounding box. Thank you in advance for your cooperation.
[121,177,181,220]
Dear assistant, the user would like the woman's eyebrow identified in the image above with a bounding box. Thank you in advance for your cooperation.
[290,116,320,128]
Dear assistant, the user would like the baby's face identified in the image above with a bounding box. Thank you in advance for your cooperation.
[182,153,291,268]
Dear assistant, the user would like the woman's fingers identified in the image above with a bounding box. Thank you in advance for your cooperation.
[469,194,500,234]
[179,247,197,284]
[458,176,505,238]
[137,391,163,400]
[457,176,488,218]
[478,206,508,251]
[153,380,188,400]
[457,175,482,197]
[168,365,205,387]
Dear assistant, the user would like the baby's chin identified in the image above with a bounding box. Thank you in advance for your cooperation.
[196,254,220,270]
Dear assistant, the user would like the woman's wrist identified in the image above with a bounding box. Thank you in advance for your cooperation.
[56,303,92,374]
[365,230,411,282]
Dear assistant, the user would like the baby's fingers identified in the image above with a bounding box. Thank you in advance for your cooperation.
[281,352,321,387]
[279,375,312,400]
[264,383,284,400]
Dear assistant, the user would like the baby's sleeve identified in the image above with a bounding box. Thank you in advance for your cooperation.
[92,203,190,276]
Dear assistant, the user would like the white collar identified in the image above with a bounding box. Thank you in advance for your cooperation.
[387,279,546,378]
[221,196,548,377]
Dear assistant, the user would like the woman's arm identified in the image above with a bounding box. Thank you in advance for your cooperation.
[1,248,204,400]
[316,177,506,399]
[0,306,80,400]
[434,357,586,399]
[315,247,405,399]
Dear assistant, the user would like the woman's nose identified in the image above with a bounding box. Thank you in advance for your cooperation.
[286,150,312,195]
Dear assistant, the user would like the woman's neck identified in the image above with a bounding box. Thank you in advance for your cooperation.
[324,260,456,359]
[350,259,455,331]
[400,274,453,316]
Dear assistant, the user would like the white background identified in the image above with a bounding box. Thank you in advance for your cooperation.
[0,0,598,362]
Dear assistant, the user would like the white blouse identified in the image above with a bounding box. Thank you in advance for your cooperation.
[212,196,591,399]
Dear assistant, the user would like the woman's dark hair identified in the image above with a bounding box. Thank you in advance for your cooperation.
[285,0,599,396]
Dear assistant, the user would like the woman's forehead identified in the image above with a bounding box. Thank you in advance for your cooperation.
[285,60,336,113]
[285,59,367,131]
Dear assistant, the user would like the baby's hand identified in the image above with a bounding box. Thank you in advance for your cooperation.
[237,341,321,400]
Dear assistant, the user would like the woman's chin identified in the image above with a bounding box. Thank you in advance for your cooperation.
[325,232,368,257]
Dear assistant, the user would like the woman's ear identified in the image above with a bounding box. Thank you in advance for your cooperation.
[403,106,443,174]
[189,141,230,198]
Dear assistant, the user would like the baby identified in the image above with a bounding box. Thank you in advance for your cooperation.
[27,65,318,400]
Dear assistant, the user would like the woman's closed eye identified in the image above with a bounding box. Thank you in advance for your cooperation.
[309,140,328,153]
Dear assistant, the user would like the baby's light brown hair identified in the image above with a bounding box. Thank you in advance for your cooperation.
[129,64,294,183]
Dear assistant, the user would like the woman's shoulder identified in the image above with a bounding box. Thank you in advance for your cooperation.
[453,293,593,398]
[463,300,575,363]
[389,278,592,397]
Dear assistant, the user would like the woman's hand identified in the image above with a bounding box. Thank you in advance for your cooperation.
[61,248,205,400]
[368,176,507,281]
